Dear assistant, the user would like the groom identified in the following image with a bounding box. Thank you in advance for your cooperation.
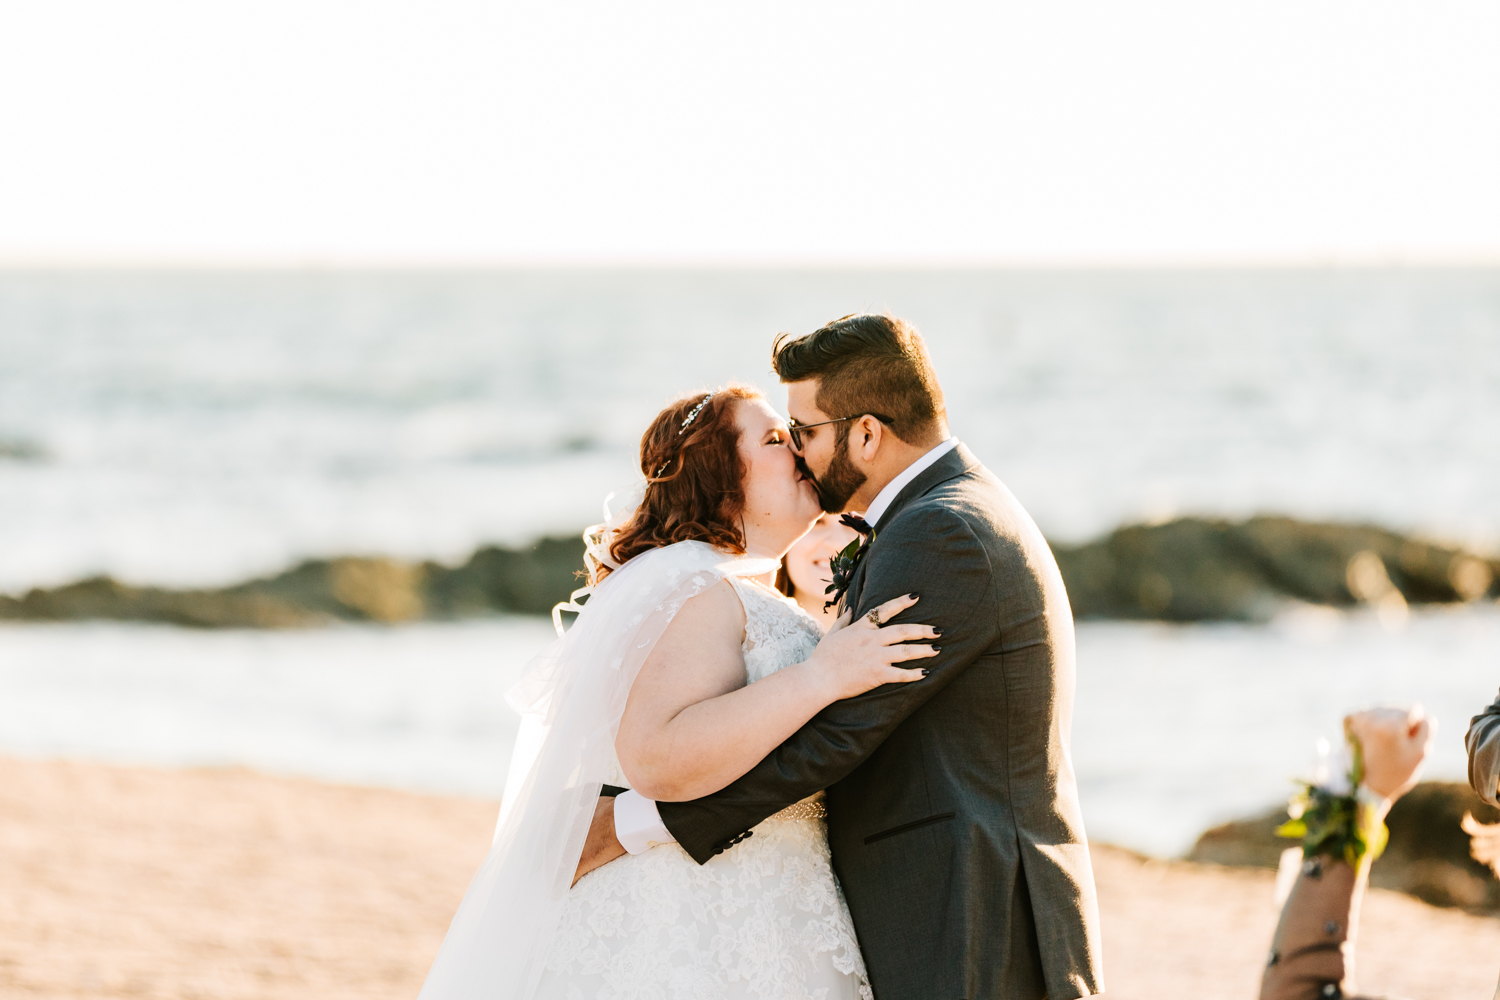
[578,314,1103,1000]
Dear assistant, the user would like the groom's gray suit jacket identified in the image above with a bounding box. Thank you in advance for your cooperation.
[657,443,1104,1000]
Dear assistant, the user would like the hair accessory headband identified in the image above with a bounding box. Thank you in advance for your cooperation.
[653,392,716,479]
[678,392,715,434]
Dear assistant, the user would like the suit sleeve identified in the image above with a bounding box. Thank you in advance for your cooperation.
[1468,690,1500,806]
[658,507,995,864]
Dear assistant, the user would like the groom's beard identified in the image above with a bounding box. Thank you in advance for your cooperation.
[810,437,866,514]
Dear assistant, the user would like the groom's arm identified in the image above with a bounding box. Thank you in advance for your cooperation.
[657,506,995,864]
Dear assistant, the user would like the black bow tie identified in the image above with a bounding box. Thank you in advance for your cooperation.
[839,513,875,537]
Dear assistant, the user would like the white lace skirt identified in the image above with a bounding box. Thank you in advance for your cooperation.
[535,800,872,1000]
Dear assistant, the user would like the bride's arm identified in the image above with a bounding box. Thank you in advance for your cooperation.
[615,580,936,802]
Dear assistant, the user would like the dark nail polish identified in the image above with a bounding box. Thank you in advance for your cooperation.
[909,592,919,599]
[920,669,930,677]
[933,627,944,636]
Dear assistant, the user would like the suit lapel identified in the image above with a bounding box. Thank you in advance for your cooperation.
[843,548,872,615]
[843,442,980,612]
[870,442,980,534]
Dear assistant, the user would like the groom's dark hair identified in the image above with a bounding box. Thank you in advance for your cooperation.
[772,314,945,445]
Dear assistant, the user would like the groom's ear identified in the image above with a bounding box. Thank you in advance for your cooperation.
[850,414,884,462]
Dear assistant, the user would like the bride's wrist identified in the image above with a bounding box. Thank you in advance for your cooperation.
[796,653,841,705]
[1357,783,1393,822]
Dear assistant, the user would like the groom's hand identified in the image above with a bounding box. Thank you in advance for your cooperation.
[572,795,628,887]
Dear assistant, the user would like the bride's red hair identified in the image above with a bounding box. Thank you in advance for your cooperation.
[605,384,762,574]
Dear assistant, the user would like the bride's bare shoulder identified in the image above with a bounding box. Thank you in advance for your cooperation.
[659,577,746,644]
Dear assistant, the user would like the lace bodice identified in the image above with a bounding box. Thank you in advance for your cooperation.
[731,575,825,683]
[538,573,871,1000]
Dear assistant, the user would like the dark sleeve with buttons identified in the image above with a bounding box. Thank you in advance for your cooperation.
[1259,856,1383,1000]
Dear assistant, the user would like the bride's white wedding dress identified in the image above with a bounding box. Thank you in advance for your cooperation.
[418,534,868,1000]
[534,575,873,1000]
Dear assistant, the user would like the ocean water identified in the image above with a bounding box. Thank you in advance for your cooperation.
[1,604,1496,857]
[2,268,1498,855]
[2,268,1498,591]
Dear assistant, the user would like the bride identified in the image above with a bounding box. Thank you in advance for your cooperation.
[419,384,939,1000]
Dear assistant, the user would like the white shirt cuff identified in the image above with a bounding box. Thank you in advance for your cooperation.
[613,789,677,854]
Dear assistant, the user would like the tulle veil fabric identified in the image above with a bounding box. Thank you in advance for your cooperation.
[418,487,776,1000]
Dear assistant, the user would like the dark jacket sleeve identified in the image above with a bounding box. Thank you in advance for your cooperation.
[1260,855,1381,1000]
[1468,690,1500,806]
[658,506,994,864]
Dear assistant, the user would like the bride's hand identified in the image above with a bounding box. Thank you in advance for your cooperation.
[804,593,939,701]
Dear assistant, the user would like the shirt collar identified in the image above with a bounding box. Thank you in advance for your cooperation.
[859,438,958,528]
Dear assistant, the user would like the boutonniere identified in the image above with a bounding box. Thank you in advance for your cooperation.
[825,513,876,611]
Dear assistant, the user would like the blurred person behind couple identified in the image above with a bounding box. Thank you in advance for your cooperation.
[777,513,860,625]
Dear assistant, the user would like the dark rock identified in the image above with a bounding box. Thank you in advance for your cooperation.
[1187,781,1500,911]
[0,438,46,461]
[1054,518,1275,621]
[424,536,587,617]
[5,516,1493,628]
[233,557,429,623]
[1053,516,1500,621]
[1186,804,1290,870]
[0,576,322,628]
[0,536,589,628]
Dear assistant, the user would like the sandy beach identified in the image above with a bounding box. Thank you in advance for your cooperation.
[3,756,1498,1000]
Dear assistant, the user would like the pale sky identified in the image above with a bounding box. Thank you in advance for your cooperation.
[2,1,1498,265]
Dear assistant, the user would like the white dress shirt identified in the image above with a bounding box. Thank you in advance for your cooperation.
[858,437,957,529]
[613,438,959,854]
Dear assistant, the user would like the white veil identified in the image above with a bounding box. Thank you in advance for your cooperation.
[418,487,776,1000]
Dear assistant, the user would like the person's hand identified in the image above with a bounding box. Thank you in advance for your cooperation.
[1345,705,1432,802]
[1461,812,1500,876]
[804,593,939,701]
[572,795,628,887]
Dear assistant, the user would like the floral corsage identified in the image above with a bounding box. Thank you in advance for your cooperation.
[1276,719,1389,868]
[824,514,876,611]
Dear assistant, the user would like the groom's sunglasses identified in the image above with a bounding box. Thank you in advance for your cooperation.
[787,413,894,451]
